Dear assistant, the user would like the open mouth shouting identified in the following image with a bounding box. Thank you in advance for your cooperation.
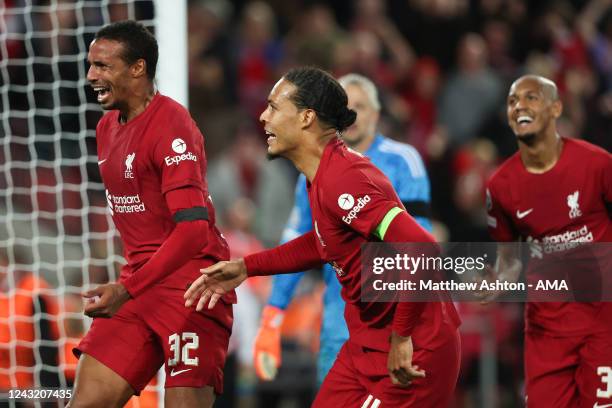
[265,130,277,145]
[92,84,111,104]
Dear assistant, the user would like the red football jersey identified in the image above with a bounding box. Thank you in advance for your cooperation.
[96,93,230,284]
[487,138,612,335]
[307,138,459,351]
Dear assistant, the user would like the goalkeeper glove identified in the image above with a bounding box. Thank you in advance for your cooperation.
[253,305,284,380]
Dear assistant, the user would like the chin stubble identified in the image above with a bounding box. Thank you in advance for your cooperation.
[266,152,280,161]
[517,132,537,146]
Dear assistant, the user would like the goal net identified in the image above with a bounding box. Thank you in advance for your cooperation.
[0,1,181,406]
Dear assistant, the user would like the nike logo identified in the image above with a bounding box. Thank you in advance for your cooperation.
[170,368,192,377]
[593,403,612,408]
[98,159,107,165]
[516,208,533,219]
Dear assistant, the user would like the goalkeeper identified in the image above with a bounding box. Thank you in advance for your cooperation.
[254,73,433,384]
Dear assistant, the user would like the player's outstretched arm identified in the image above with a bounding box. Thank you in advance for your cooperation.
[185,231,324,310]
[184,259,248,311]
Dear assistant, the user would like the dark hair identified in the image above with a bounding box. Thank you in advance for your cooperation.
[95,20,158,81]
[284,67,357,132]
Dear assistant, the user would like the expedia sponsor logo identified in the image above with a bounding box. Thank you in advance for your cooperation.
[342,195,371,224]
[172,138,187,154]
[338,193,355,210]
[164,151,197,166]
[106,190,146,214]
[527,225,593,258]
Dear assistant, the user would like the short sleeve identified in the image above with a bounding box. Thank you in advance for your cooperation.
[323,169,398,238]
[152,109,205,194]
[486,180,517,242]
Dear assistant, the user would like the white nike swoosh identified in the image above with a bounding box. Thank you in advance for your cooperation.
[170,368,192,377]
[516,208,533,219]
[593,403,612,408]
[98,159,107,165]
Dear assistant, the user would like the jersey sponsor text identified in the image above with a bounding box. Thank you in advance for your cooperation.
[164,151,197,166]
[342,195,371,224]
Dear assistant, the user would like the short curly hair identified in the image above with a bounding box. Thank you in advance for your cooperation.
[94,20,158,81]
[284,67,357,133]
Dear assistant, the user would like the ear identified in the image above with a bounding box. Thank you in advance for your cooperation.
[551,99,563,119]
[300,109,316,129]
[131,59,147,79]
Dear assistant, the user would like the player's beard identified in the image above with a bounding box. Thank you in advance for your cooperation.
[266,152,280,161]
[517,132,537,146]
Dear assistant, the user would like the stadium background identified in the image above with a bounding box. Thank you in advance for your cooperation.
[0,0,610,406]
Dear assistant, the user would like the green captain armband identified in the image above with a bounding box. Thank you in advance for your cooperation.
[374,207,404,240]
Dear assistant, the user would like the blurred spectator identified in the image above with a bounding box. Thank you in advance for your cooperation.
[253,157,299,248]
[438,33,504,147]
[390,0,471,70]
[578,0,612,150]
[236,1,285,121]
[284,3,346,70]
[401,57,442,158]
[0,265,60,390]
[345,0,415,88]
[188,0,237,109]
[450,139,498,241]
[207,127,266,227]
[482,19,519,81]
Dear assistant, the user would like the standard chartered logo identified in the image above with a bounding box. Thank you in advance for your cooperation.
[106,189,114,215]
[527,225,594,258]
[105,190,146,214]
[342,195,371,224]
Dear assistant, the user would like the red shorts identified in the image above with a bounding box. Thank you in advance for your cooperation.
[313,328,460,408]
[76,261,233,395]
[525,330,612,408]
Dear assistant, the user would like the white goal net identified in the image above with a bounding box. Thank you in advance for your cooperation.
[0,1,177,406]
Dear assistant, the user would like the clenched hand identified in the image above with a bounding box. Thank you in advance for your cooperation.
[83,283,131,318]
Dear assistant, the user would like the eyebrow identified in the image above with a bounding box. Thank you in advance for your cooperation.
[508,89,539,98]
